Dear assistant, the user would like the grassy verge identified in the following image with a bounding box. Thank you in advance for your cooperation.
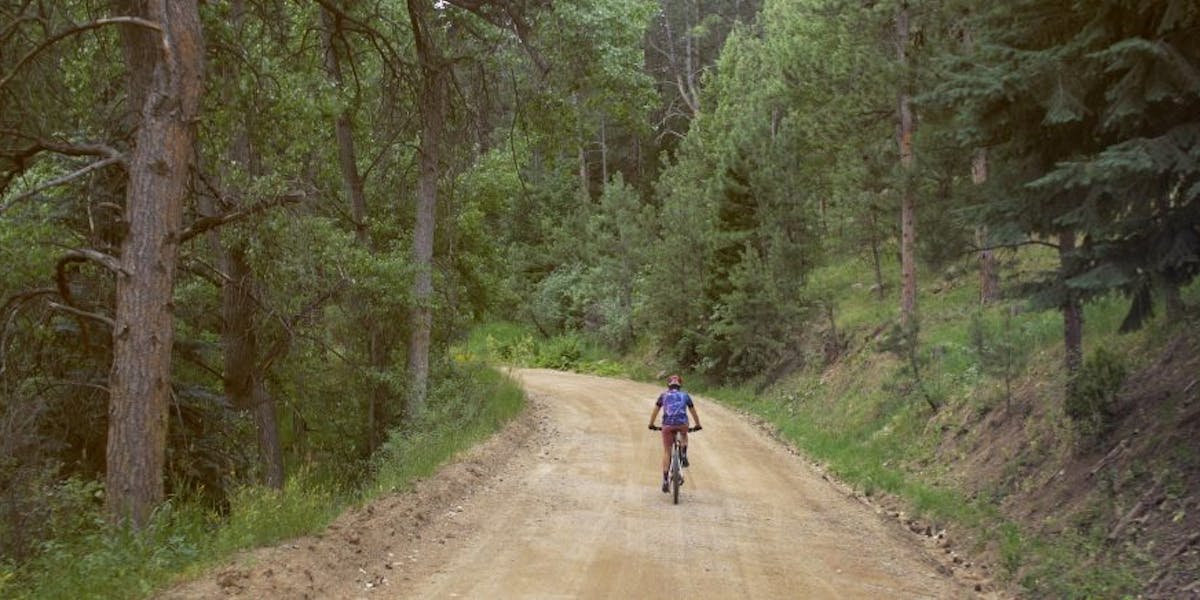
[688,252,1182,597]
[2,361,524,600]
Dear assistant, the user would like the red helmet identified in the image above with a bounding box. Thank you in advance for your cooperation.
[667,374,682,388]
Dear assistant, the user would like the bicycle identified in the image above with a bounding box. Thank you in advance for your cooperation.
[650,425,701,504]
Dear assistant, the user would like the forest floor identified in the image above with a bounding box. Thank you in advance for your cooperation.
[160,369,999,599]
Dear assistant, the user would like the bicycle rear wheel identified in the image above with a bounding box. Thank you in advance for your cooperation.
[670,445,681,504]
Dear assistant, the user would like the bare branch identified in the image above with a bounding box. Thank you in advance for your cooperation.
[259,279,349,373]
[0,16,163,92]
[47,301,114,329]
[964,238,1061,255]
[1,287,55,320]
[178,191,304,243]
[56,248,123,278]
[1,287,57,376]
[0,156,124,215]
[441,0,550,76]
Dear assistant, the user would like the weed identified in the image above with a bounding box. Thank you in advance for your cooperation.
[998,522,1024,575]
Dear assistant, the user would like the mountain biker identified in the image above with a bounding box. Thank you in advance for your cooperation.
[648,374,702,493]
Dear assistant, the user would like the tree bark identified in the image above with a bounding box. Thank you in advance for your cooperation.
[106,0,204,528]
[973,152,999,304]
[221,247,284,488]
[320,4,390,452]
[896,3,917,325]
[406,0,447,418]
[600,114,608,185]
[869,210,886,301]
[1060,230,1083,374]
[574,93,589,201]
[320,6,368,246]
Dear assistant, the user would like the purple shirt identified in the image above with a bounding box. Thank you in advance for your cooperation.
[656,389,694,426]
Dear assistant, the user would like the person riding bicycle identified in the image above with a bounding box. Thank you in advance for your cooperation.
[648,374,701,493]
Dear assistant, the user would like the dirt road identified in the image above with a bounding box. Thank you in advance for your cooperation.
[164,369,980,599]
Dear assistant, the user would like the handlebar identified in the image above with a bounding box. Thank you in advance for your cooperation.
[648,425,702,432]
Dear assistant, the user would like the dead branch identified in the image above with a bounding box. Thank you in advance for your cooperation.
[259,279,350,373]
[178,191,304,243]
[54,249,123,327]
[1087,438,1128,478]
[0,131,123,160]
[47,301,114,329]
[0,288,57,376]
[0,16,163,93]
[0,155,124,214]
[441,0,550,76]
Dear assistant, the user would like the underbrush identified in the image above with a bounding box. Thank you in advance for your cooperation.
[463,321,629,376]
[2,362,523,600]
[367,364,525,496]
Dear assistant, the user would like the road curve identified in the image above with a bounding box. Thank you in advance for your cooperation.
[402,369,967,599]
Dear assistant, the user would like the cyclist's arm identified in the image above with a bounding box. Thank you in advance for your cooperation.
[688,404,701,429]
[648,404,661,428]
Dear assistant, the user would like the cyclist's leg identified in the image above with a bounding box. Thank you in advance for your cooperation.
[660,427,673,490]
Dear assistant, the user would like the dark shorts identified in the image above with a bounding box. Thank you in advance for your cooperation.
[661,424,688,451]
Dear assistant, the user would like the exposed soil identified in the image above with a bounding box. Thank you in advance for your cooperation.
[936,330,1200,598]
[161,369,997,599]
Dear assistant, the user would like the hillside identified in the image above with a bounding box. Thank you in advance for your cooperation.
[715,253,1200,598]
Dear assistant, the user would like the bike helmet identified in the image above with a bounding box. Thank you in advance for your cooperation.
[667,374,682,388]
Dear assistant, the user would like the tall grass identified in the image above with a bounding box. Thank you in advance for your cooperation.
[367,364,525,496]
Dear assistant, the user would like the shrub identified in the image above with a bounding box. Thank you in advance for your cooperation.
[535,334,584,370]
[1065,348,1127,436]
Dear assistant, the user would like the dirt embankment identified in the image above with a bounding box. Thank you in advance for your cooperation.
[936,332,1200,598]
[163,369,996,599]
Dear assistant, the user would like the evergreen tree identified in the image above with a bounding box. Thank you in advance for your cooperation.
[936,0,1200,368]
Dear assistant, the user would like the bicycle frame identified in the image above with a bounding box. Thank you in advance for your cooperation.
[651,425,696,504]
[668,431,684,504]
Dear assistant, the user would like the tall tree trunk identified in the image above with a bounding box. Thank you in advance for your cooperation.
[222,247,284,488]
[972,150,999,305]
[320,5,390,452]
[406,0,447,418]
[251,382,284,487]
[600,114,608,185]
[106,0,205,527]
[1060,230,1083,374]
[320,7,368,246]
[574,93,589,201]
[578,143,589,200]
[868,210,886,301]
[201,0,284,489]
[896,3,917,325]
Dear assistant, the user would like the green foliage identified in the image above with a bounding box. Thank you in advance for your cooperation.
[876,319,939,412]
[210,473,341,556]
[997,522,1024,575]
[933,0,1200,334]
[370,365,525,496]
[4,363,520,599]
[1065,348,1128,437]
[534,334,586,371]
[968,308,1030,409]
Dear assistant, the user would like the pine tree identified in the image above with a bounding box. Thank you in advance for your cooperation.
[936,0,1200,369]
